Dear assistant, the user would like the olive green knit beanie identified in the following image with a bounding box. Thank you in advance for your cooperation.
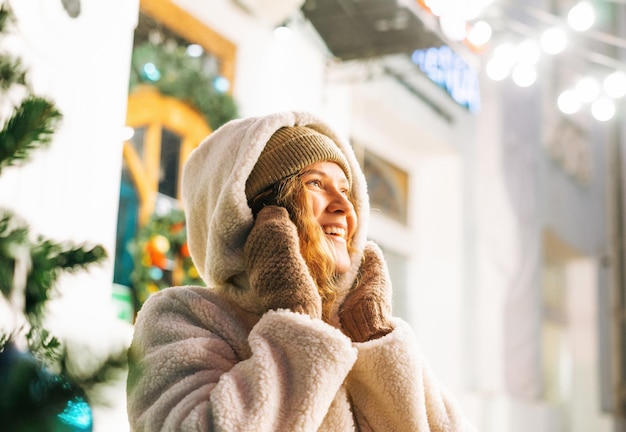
[245,126,352,200]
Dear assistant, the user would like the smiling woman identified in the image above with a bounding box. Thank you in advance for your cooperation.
[126,110,477,432]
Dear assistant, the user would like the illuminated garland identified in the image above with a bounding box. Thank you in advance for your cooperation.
[130,208,204,308]
[129,42,238,130]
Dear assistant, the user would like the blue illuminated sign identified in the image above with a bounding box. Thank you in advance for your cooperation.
[411,46,481,113]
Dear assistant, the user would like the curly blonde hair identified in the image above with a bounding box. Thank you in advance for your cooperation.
[248,172,357,320]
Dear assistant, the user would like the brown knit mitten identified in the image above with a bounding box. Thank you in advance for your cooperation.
[244,205,322,318]
[339,241,394,342]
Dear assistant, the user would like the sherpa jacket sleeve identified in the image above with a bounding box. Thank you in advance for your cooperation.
[346,318,477,432]
[126,286,358,432]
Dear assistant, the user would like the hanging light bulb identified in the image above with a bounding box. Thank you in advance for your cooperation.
[604,71,626,99]
[213,76,230,93]
[493,42,517,67]
[186,44,203,58]
[142,63,161,81]
[463,0,490,20]
[425,0,444,16]
[568,1,595,32]
[575,77,600,103]
[516,39,541,65]
[467,21,492,47]
[486,57,510,81]
[512,64,537,87]
[557,90,581,114]
[591,97,616,121]
[439,14,467,41]
[540,27,567,55]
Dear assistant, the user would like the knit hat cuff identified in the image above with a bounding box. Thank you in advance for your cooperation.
[245,126,351,200]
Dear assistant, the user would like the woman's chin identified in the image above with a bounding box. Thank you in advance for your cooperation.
[333,249,351,274]
[324,235,351,274]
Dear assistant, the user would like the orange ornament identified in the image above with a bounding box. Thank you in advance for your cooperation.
[170,221,185,234]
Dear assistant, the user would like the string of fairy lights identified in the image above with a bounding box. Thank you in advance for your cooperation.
[416,0,626,122]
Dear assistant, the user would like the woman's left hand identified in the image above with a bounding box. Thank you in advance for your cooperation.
[338,241,394,342]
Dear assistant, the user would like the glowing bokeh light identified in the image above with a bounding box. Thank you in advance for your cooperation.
[425,0,445,16]
[493,43,516,65]
[591,97,616,121]
[213,76,230,93]
[486,58,510,81]
[540,27,567,54]
[186,44,203,58]
[439,15,467,41]
[568,1,595,32]
[558,90,581,114]
[57,398,93,430]
[142,63,161,81]
[604,71,626,99]
[467,21,492,46]
[575,76,600,103]
[512,64,537,87]
[516,39,541,65]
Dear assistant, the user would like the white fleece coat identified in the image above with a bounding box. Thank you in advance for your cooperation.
[126,111,477,431]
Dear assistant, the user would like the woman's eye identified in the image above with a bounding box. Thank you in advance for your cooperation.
[307,179,322,188]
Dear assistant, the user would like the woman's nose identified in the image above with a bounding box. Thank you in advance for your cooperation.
[327,189,352,213]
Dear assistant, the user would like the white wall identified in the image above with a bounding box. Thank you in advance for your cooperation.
[472,65,616,432]
[173,0,329,117]
[567,259,613,432]
[472,69,510,403]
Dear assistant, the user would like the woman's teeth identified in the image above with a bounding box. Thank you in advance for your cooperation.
[323,226,345,238]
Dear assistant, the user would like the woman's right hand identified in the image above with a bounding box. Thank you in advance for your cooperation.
[244,205,322,318]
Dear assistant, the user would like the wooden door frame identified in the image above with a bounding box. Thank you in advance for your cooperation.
[125,86,211,225]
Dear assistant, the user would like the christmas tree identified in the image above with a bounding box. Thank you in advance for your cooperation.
[0,4,126,431]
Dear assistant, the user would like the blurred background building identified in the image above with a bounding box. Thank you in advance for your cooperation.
[0,0,624,431]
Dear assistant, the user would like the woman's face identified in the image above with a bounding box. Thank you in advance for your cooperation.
[300,161,357,274]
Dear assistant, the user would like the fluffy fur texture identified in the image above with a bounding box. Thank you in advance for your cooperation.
[126,111,477,431]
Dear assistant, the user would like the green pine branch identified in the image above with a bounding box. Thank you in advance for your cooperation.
[130,42,238,130]
[60,345,128,405]
[0,4,126,428]
[0,96,62,174]
[0,54,27,90]
[0,211,27,298]
[25,240,107,317]
[0,4,13,34]
[0,209,108,319]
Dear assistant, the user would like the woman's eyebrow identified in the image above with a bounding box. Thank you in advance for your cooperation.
[300,168,327,177]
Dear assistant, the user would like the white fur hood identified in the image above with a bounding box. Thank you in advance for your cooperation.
[181,111,370,295]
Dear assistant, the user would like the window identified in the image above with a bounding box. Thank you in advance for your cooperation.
[112,88,211,291]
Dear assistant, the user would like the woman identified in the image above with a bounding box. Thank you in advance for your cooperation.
[126,111,476,431]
